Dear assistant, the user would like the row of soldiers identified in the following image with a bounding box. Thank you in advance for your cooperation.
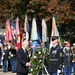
[1,41,16,73]
[48,36,75,75]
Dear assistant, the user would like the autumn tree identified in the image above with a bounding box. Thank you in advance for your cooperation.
[0,0,75,26]
[0,0,75,42]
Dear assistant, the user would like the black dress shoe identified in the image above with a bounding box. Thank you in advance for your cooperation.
[3,71,6,72]
[12,71,16,73]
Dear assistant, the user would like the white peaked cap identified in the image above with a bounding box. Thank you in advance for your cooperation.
[73,43,75,46]
[64,41,68,44]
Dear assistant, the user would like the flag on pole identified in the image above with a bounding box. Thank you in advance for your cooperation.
[37,30,41,41]
[42,19,47,42]
[16,17,21,50]
[11,19,16,45]
[24,15,29,40]
[31,18,39,55]
[5,19,12,41]
[31,18,38,40]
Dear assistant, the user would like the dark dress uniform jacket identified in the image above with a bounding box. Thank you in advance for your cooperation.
[49,44,63,73]
[3,49,9,60]
[16,47,30,74]
[63,48,72,67]
[9,48,16,60]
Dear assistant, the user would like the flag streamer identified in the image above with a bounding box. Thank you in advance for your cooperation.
[5,19,12,41]
[42,19,47,42]
[24,15,29,40]
[31,18,38,40]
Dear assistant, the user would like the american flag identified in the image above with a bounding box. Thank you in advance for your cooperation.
[11,19,16,40]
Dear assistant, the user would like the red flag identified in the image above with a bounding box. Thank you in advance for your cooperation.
[20,28,23,43]
[5,19,12,41]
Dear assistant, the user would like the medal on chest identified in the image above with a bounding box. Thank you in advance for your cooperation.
[52,50,57,54]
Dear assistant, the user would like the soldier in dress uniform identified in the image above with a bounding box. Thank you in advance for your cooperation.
[72,43,75,75]
[2,42,9,72]
[63,41,72,75]
[7,41,12,71]
[49,36,63,75]
[8,41,16,73]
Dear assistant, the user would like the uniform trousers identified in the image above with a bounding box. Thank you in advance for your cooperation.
[63,66,72,75]
[3,60,8,72]
[10,59,16,72]
[50,72,57,75]
[73,62,75,74]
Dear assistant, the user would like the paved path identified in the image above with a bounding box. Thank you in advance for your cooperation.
[0,68,31,75]
[0,68,16,75]
[0,68,74,75]
[0,72,16,75]
[0,71,31,75]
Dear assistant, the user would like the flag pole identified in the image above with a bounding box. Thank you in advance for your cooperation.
[41,19,49,75]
